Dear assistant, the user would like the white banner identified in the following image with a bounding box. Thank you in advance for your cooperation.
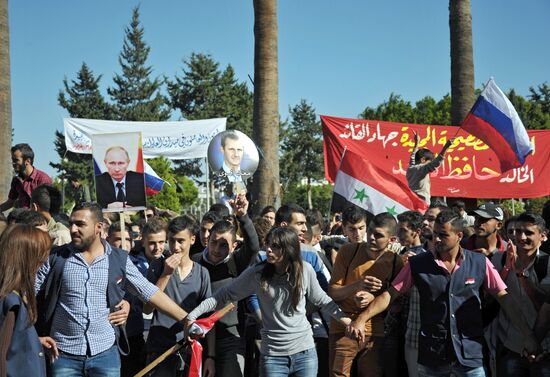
[63,117,226,160]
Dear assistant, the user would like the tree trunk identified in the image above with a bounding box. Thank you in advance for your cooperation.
[449,0,475,126]
[307,177,312,209]
[0,0,12,199]
[251,0,280,213]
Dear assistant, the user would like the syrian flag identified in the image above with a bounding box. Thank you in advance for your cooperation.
[188,306,234,377]
[331,148,428,216]
[462,78,533,172]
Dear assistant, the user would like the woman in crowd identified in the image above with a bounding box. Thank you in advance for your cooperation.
[0,225,55,377]
[185,226,351,377]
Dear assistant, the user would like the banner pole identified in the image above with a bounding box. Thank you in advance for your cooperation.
[205,157,210,211]
[120,213,126,249]
[327,146,348,221]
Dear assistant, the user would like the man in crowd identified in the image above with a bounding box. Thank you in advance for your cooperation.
[329,212,403,377]
[31,184,71,246]
[464,202,507,258]
[451,200,475,227]
[396,210,426,377]
[492,213,550,376]
[1,143,52,212]
[348,209,539,376]
[34,202,196,376]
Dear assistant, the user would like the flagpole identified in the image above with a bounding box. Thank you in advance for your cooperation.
[327,146,347,221]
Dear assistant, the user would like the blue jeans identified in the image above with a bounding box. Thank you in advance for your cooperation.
[260,348,317,377]
[418,362,485,377]
[497,346,550,377]
[52,345,120,377]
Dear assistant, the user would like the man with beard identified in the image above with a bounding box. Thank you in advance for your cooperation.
[421,204,446,251]
[1,143,52,211]
[464,203,507,258]
[34,202,193,376]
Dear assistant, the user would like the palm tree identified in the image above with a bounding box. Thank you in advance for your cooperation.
[252,0,280,211]
[449,0,475,126]
[0,0,13,199]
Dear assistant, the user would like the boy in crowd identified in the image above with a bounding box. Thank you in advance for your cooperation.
[406,133,454,205]
[145,216,213,376]
[192,194,259,377]
[329,212,403,377]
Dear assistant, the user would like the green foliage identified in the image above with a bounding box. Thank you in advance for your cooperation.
[107,6,170,121]
[167,53,253,181]
[280,99,324,186]
[508,87,550,130]
[360,93,452,125]
[283,183,333,215]
[55,62,113,202]
[145,156,198,212]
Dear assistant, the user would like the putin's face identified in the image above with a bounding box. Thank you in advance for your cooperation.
[104,148,130,182]
[221,138,244,171]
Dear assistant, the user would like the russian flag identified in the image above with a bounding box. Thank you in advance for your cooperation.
[462,78,533,172]
[143,162,165,196]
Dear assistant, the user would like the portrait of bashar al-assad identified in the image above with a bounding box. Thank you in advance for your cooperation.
[95,146,146,210]
[219,130,245,182]
[207,129,259,184]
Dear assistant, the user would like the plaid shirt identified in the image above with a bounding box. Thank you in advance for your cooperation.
[402,244,426,349]
[35,241,159,356]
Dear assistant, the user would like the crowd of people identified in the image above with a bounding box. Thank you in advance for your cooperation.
[1,143,550,377]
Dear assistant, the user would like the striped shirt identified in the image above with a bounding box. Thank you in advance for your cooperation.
[34,241,159,356]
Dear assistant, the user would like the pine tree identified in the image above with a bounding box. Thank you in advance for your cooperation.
[54,62,112,189]
[108,6,170,121]
[167,53,253,182]
[280,100,323,209]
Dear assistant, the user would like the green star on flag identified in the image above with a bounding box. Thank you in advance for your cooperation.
[385,205,397,216]
[353,188,368,203]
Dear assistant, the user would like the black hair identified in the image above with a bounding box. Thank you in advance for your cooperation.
[397,210,424,232]
[108,221,130,238]
[263,227,303,312]
[451,200,465,210]
[516,213,546,233]
[7,208,29,225]
[11,143,34,165]
[209,220,237,242]
[13,210,47,227]
[342,205,368,226]
[261,205,276,217]
[435,209,465,233]
[72,202,104,224]
[168,215,199,236]
[209,203,230,219]
[31,184,62,214]
[371,212,397,236]
[306,209,324,229]
[414,148,435,164]
[275,203,305,226]
[201,211,223,225]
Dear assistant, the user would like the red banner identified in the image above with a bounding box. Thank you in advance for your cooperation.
[322,115,550,199]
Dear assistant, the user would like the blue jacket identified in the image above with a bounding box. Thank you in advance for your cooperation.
[0,293,46,377]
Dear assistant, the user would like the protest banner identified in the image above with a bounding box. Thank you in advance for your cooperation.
[322,115,550,198]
